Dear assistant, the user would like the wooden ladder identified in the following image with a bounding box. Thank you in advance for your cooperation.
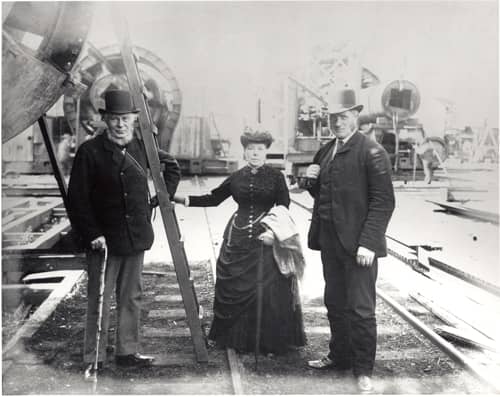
[114,15,209,363]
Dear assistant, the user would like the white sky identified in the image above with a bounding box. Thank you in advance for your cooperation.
[87,1,498,139]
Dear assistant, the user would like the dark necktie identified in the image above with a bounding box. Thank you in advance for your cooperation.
[331,139,344,161]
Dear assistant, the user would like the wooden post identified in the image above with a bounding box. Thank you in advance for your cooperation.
[392,113,399,173]
[113,14,209,363]
[37,116,69,211]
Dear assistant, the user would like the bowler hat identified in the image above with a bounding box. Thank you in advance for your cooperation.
[327,89,363,115]
[98,90,139,114]
[240,128,274,148]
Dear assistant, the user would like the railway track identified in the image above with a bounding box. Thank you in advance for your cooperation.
[2,175,498,394]
[288,193,500,393]
[178,175,500,393]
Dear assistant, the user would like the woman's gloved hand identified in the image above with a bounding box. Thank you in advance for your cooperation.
[149,195,159,208]
[258,228,274,246]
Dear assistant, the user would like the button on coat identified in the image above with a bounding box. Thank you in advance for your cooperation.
[67,134,180,255]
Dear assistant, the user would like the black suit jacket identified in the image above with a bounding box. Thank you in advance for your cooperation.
[307,132,395,257]
[67,134,180,255]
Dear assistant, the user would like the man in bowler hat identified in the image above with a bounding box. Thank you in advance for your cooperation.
[68,90,180,370]
[304,89,395,393]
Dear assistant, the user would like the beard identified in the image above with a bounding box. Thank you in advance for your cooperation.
[106,129,134,147]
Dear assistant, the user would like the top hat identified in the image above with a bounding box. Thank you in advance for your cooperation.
[98,90,139,114]
[327,89,363,115]
[240,128,274,148]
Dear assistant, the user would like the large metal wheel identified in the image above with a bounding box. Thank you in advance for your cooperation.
[2,2,92,142]
[63,45,182,151]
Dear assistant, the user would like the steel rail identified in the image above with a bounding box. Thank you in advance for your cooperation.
[290,196,500,393]
[377,289,500,393]
[193,175,244,395]
[291,197,498,295]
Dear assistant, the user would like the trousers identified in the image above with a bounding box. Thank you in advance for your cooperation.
[83,250,144,363]
[319,219,378,376]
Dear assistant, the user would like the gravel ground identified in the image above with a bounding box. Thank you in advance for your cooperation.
[2,260,490,394]
[2,173,496,394]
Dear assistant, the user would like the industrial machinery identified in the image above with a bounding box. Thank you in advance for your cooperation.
[253,46,448,183]
[260,71,446,183]
[444,128,474,160]
[361,115,446,172]
[443,125,499,164]
[62,44,237,174]
[2,5,210,362]
[2,2,94,251]
[62,45,182,151]
[3,5,236,177]
[2,2,92,142]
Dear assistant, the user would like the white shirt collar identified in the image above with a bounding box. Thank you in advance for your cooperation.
[337,129,357,145]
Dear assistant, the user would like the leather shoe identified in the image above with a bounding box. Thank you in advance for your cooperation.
[307,356,351,370]
[115,353,154,367]
[357,375,374,394]
[84,362,103,380]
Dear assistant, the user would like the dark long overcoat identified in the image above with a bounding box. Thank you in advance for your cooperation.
[67,133,180,255]
[307,131,395,257]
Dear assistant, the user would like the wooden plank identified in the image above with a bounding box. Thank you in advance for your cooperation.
[2,197,56,212]
[114,13,208,363]
[2,199,62,233]
[305,324,399,336]
[22,270,73,282]
[5,219,71,250]
[3,283,59,291]
[12,302,33,321]
[226,348,244,395]
[148,309,186,319]
[409,290,497,343]
[378,288,500,393]
[1,254,86,273]
[428,256,500,297]
[151,353,195,367]
[2,284,55,307]
[153,294,183,303]
[142,327,191,338]
[1,249,87,275]
[436,325,499,352]
[383,255,499,345]
[2,270,85,357]
[423,253,500,312]
[426,200,499,224]
[2,198,33,217]
[1,187,61,197]
[143,269,205,278]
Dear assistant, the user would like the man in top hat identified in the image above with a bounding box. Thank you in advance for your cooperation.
[67,90,180,370]
[304,89,395,393]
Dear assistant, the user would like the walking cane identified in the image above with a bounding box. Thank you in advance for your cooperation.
[254,241,264,371]
[84,246,108,392]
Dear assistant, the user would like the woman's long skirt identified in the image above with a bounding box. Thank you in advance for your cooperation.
[208,233,306,354]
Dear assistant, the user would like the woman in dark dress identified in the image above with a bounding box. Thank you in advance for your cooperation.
[174,130,306,354]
